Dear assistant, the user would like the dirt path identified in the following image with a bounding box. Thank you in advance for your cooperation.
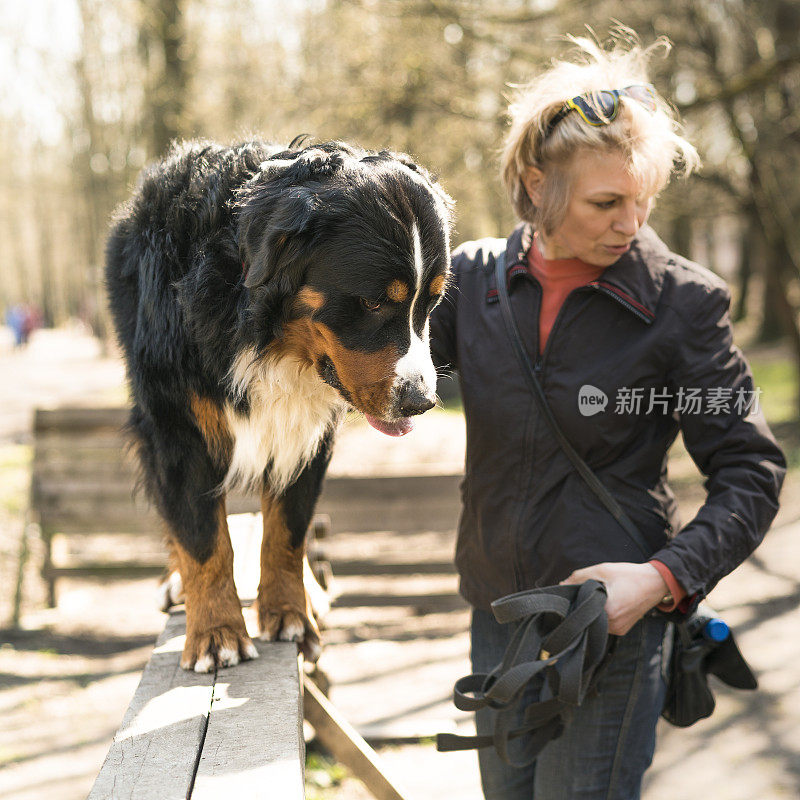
[1,326,799,800]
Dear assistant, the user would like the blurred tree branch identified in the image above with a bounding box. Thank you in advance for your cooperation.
[676,44,800,113]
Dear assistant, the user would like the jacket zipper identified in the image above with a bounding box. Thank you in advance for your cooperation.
[511,276,541,593]
[537,284,593,375]
[516,279,589,590]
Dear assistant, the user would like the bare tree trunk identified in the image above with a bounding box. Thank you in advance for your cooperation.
[733,209,758,323]
[670,212,692,260]
[74,0,114,340]
[139,0,189,158]
[34,194,56,327]
[759,251,786,343]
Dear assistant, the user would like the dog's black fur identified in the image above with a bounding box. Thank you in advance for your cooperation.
[105,138,452,670]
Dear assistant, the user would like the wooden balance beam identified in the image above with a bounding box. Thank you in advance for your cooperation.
[87,609,410,800]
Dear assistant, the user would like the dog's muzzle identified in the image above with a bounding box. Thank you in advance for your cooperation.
[396,380,436,417]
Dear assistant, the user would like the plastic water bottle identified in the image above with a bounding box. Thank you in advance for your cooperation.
[702,617,730,643]
[686,604,730,644]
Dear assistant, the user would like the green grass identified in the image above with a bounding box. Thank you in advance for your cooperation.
[747,354,797,425]
[744,352,800,467]
[304,751,348,798]
[0,445,31,516]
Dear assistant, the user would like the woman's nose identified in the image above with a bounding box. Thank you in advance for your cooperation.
[611,201,640,237]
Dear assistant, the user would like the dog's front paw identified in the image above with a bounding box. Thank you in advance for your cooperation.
[181,622,259,673]
[257,601,322,662]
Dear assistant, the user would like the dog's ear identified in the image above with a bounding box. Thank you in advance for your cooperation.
[239,148,347,291]
[236,149,350,343]
[237,184,318,345]
[240,185,316,291]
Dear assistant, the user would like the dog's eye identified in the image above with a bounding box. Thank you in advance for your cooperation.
[360,297,382,313]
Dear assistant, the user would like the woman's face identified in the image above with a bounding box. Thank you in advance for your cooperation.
[526,149,654,267]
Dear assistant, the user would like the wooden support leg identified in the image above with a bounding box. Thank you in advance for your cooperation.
[304,677,410,800]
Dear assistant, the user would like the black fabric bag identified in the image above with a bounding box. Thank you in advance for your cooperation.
[491,251,758,731]
[661,607,758,727]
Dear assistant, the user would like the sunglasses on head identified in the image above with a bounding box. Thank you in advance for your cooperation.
[544,84,657,139]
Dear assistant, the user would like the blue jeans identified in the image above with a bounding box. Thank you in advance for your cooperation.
[471,607,667,800]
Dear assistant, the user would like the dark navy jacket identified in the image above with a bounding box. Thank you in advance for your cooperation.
[430,222,785,611]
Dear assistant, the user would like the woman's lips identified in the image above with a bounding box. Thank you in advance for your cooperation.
[604,243,631,255]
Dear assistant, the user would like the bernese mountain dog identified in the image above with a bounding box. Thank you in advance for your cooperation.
[105,139,453,672]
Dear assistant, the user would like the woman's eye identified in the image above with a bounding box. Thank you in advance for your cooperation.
[360,297,382,313]
[593,200,616,209]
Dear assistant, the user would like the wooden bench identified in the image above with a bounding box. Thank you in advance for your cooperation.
[31,405,464,798]
[31,406,462,605]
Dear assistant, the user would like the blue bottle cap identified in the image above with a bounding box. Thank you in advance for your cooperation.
[704,618,729,642]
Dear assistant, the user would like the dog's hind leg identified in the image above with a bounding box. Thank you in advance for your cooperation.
[256,433,333,662]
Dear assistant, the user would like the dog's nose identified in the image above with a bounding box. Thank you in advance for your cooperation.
[398,383,436,417]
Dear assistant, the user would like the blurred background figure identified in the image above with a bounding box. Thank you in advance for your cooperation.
[5,303,41,348]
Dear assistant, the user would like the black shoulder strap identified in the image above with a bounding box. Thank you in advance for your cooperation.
[494,251,651,560]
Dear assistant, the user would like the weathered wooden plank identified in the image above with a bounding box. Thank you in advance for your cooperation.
[39,516,158,535]
[191,641,305,799]
[87,611,215,800]
[44,563,165,578]
[37,504,160,532]
[88,606,306,800]
[329,559,456,576]
[33,464,138,483]
[34,430,133,450]
[321,474,461,507]
[332,591,467,611]
[36,476,459,536]
[35,480,147,501]
[317,474,461,534]
[50,530,166,560]
[304,676,410,800]
[34,405,129,431]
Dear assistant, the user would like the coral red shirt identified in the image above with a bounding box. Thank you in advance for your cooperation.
[526,236,605,354]
[527,235,688,612]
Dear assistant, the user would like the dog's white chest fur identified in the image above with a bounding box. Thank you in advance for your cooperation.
[223,348,346,495]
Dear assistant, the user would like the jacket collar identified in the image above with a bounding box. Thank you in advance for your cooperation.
[504,222,668,325]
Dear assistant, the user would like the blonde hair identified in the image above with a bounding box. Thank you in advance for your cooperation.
[501,32,700,234]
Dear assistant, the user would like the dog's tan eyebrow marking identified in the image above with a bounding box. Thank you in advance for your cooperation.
[297,287,326,312]
[387,279,410,303]
[429,274,446,296]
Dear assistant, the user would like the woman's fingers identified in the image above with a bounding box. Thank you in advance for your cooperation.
[559,562,668,635]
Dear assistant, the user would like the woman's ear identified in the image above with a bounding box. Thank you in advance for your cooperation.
[522,166,545,206]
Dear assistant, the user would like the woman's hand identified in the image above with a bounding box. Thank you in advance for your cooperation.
[559,562,669,636]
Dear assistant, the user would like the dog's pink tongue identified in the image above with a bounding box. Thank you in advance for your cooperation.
[365,414,414,437]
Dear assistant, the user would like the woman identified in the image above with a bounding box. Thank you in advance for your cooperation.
[429,35,785,799]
